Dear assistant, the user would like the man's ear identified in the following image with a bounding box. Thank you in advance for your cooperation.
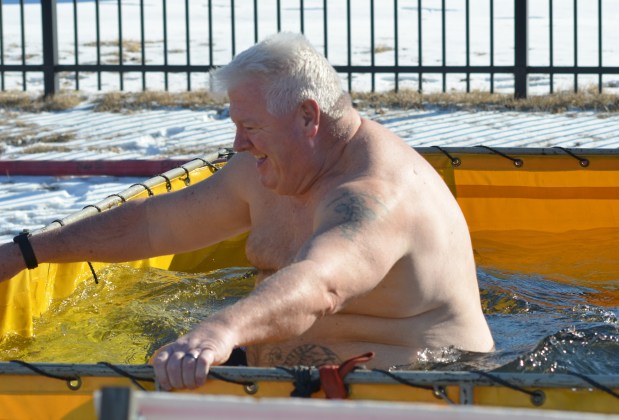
[299,99,320,137]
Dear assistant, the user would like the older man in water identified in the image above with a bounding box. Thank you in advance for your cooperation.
[0,32,493,390]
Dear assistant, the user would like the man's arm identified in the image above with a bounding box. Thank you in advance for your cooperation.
[153,182,409,389]
[0,155,252,283]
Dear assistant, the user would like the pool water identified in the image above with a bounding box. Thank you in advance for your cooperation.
[0,264,617,375]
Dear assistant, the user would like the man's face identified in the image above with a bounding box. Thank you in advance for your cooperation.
[229,82,314,196]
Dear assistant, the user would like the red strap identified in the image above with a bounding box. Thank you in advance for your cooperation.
[318,352,375,399]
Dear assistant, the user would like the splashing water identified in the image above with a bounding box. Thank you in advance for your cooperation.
[461,268,617,374]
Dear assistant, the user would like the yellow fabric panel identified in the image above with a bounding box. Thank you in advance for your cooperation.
[0,375,154,420]
[459,197,619,232]
[450,153,619,233]
[0,395,95,420]
[421,152,619,235]
[348,383,456,404]
[472,386,619,414]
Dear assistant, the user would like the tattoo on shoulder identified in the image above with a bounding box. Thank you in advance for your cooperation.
[267,344,341,367]
[326,191,382,239]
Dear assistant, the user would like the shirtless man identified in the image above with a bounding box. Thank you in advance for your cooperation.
[0,32,493,390]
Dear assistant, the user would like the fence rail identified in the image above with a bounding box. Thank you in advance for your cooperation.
[0,0,618,98]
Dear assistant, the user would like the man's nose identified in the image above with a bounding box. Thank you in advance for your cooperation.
[233,130,250,152]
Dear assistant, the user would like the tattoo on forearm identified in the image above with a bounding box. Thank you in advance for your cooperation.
[267,344,341,366]
[327,192,380,240]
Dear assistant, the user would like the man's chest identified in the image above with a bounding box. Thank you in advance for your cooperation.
[244,197,315,270]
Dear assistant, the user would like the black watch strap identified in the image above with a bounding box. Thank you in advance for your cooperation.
[13,230,39,270]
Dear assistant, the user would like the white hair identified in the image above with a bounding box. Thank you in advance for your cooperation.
[210,32,346,119]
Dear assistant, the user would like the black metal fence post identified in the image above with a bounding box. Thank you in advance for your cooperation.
[514,0,528,99]
[41,0,59,96]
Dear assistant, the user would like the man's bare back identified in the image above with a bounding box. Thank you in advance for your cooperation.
[234,117,494,368]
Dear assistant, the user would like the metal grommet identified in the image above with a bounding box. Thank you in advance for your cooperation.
[553,146,590,168]
[432,385,454,404]
[67,377,82,391]
[530,390,545,406]
[244,382,259,395]
[432,145,461,168]
[477,145,523,168]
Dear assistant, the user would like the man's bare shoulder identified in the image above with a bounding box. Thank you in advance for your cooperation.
[221,151,257,175]
[208,151,264,195]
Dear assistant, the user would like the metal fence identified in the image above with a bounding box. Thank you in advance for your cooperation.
[0,0,618,98]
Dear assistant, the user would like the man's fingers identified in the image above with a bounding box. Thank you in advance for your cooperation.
[154,348,186,391]
[195,350,214,387]
[153,346,214,390]
[166,351,186,389]
[152,346,173,391]
[151,330,231,390]
[181,352,200,389]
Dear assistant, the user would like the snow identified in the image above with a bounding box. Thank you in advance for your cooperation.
[0,0,618,243]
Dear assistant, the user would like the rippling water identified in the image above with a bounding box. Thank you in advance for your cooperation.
[480,268,619,375]
[0,264,617,375]
[0,266,255,364]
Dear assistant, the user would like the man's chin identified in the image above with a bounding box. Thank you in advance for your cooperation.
[258,176,278,192]
[261,179,296,196]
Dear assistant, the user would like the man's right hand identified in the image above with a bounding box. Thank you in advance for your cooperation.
[152,319,238,390]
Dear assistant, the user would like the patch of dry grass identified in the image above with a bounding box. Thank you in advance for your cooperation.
[352,87,619,113]
[22,144,73,154]
[373,44,394,54]
[92,90,227,113]
[0,87,617,114]
[96,88,618,115]
[0,131,38,147]
[164,145,223,157]
[0,91,84,112]
[38,132,76,143]
[83,39,156,51]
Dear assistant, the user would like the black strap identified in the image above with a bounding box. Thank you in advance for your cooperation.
[97,362,153,390]
[276,366,321,398]
[13,231,39,270]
